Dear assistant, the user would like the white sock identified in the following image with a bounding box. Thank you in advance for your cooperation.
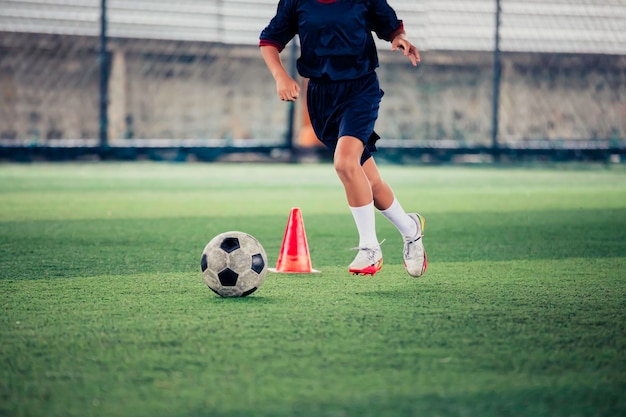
[349,202,379,248]
[379,197,418,238]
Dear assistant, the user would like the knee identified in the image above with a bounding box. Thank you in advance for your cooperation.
[333,155,361,181]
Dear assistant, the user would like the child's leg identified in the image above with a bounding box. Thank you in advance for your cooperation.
[362,157,428,277]
[334,136,373,208]
[362,157,417,238]
[335,136,383,275]
[334,135,378,247]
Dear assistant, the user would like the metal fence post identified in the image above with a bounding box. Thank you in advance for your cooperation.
[99,0,109,149]
[491,0,502,160]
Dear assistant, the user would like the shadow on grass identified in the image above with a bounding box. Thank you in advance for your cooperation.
[149,382,624,417]
[1,207,624,280]
[203,295,276,305]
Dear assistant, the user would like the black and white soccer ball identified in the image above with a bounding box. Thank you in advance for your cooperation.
[200,231,268,298]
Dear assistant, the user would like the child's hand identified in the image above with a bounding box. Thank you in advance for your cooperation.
[391,35,421,67]
[276,74,300,101]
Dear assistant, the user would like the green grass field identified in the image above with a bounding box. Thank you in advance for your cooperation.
[1,162,625,417]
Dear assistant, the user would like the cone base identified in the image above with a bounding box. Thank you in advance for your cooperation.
[268,268,321,274]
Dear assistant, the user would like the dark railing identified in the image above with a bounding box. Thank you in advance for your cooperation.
[0,0,624,162]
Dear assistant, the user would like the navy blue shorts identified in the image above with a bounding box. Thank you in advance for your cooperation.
[307,72,383,165]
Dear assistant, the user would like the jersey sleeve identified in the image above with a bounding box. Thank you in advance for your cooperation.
[259,0,298,52]
[366,0,405,42]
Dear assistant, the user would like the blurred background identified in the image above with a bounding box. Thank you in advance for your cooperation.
[0,0,625,162]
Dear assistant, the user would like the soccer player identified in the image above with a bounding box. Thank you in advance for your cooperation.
[259,0,426,277]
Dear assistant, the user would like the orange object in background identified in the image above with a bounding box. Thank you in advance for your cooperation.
[298,79,323,148]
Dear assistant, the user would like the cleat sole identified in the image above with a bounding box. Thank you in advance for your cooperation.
[349,260,383,276]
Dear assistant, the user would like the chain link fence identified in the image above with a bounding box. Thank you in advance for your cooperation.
[0,0,625,160]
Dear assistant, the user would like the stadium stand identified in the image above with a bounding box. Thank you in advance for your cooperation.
[0,0,624,162]
[1,0,624,54]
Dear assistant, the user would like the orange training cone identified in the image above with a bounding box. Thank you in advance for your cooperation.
[269,207,320,273]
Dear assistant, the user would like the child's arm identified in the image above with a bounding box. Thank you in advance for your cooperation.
[260,45,301,102]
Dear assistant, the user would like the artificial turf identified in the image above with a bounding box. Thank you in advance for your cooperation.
[1,162,624,417]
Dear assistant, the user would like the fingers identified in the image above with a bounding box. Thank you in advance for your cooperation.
[392,38,409,54]
[277,79,300,101]
[393,40,421,67]
[279,90,299,101]
[409,46,420,67]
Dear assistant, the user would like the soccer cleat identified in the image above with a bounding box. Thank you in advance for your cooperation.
[349,245,383,276]
[403,213,427,277]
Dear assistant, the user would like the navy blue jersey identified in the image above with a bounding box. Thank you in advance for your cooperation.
[260,0,404,81]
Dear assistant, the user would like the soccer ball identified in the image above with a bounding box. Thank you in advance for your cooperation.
[200,231,268,298]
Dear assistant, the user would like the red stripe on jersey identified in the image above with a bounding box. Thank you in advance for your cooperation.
[259,39,285,52]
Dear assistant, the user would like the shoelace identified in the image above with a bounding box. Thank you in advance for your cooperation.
[403,235,423,259]
[350,239,386,262]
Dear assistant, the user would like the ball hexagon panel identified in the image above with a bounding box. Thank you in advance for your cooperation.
[218,267,239,286]
[251,253,265,274]
[220,237,240,253]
